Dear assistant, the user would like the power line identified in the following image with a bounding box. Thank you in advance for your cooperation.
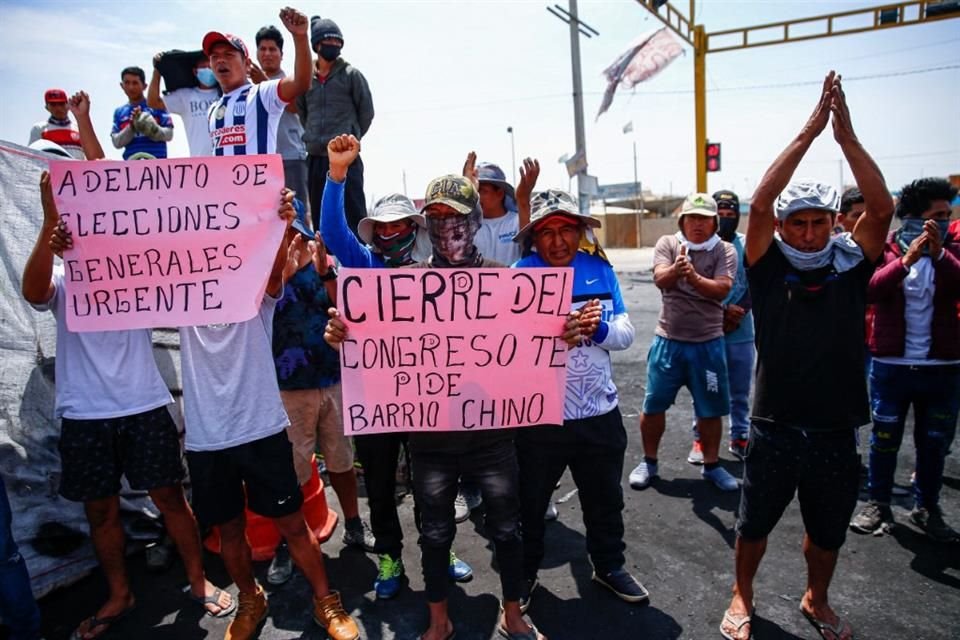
[379,64,958,115]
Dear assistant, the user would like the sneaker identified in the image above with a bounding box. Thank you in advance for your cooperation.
[313,590,360,640]
[374,554,405,599]
[702,466,739,491]
[592,568,650,604]
[266,543,293,585]
[454,491,470,523]
[519,576,539,613]
[910,506,959,543]
[463,485,483,511]
[629,461,658,490]
[728,438,748,460]
[687,441,704,465]
[544,502,559,521]
[225,586,268,640]
[448,551,473,582]
[849,502,894,535]
[341,519,376,553]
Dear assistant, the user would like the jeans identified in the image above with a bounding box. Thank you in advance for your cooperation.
[308,153,366,241]
[517,408,627,579]
[0,477,42,640]
[692,340,754,441]
[411,437,522,603]
[867,361,960,509]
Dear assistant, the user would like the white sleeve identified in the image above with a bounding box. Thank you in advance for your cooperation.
[162,89,186,115]
[596,312,635,352]
[257,80,287,115]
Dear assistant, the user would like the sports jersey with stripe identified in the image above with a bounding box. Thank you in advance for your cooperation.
[207,80,287,156]
[29,118,85,159]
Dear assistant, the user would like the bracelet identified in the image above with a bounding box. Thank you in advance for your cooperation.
[318,266,338,282]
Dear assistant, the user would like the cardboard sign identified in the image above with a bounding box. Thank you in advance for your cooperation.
[337,267,573,435]
[48,155,285,331]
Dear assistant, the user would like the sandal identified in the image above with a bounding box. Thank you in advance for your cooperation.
[719,608,752,640]
[69,605,134,640]
[190,587,237,618]
[801,606,854,640]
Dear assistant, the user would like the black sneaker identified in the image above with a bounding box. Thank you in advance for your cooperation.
[592,569,649,604]
[910,506,959,543]
[850,502,894,534]
[519,577,538,613]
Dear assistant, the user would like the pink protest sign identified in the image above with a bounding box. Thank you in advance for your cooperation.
[48,156,286,332]
[337,267,573,435]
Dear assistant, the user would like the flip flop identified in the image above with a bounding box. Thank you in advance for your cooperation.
[497,622,544,640]
[190,587,237,618]
[801,606,854,640]
[719,608,752,640]
[69,605,135,640]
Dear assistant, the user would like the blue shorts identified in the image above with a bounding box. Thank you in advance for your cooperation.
[642,335,730,418]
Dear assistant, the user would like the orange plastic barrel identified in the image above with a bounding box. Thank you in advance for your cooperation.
[203,456,339,561]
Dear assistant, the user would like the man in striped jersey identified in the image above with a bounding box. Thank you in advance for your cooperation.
[203,7,312,158]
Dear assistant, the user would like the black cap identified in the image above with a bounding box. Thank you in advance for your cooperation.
[712,190,740,212]
[311,16,344,50]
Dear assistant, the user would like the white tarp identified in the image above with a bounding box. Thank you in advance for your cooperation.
[0,140,182,597]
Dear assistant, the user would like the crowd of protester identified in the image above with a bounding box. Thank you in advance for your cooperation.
[6,6,959,640]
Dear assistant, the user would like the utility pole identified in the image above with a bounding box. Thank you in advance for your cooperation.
[548,1,599,215]
[633,140,641,211]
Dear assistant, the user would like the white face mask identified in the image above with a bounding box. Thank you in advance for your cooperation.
[675,231,720,252]
[774,231,864,273]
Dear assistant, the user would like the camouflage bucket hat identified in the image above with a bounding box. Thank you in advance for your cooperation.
[514,189,600,243]
[421,174,478,215]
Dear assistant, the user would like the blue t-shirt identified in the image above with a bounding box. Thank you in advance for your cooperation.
[112,100,172,159]
[723,233,755,344]
[273,262,341,390]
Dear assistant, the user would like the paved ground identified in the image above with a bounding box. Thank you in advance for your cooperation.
[36,251,960,639]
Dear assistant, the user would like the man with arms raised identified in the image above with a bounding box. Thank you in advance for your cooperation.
[720,72,893,640]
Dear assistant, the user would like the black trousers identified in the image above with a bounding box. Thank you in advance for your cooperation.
[353,433,417,558]
[517,408,628,579]
[308,153,365,241]
[411,437,523,603]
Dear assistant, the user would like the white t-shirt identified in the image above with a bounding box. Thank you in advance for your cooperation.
[31,267,172,419]
[268,71,306,161]
[178,295,289,451]
[476,211,521,265]
[207,80,287,156]
[162,86,219,157]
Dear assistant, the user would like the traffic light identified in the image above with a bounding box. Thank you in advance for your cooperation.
[706,142,721,172]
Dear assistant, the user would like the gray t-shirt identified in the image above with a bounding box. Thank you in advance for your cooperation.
[270,71,306,161]
[179,295,289,451]
[653,234,737,342]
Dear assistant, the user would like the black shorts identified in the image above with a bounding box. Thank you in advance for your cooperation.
[58,405,185,503]
[185,430,303,528]
[736,422,860,551]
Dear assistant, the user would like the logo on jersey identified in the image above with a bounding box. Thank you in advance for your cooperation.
[211,125,247,149]
[233,101,246,117]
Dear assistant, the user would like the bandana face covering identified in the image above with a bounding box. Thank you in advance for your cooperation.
[774,231,864,273]
[675,231,721,252]
[427,210,481,266]
[896,217,950,255]
[373,226,417,267]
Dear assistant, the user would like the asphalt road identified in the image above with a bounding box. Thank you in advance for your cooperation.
[36,255,960,640]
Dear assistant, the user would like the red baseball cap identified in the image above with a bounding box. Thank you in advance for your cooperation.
[44,89,68,104]
[202,31,249,58]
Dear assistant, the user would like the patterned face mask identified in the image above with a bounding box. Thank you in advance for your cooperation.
[427,211,481,266]
[373,225,417,267]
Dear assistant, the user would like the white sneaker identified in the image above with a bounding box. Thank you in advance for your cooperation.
[629,461,658,490]
[454,491,470,523]
[544,502,559,521]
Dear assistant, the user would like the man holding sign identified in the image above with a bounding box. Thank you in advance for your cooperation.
[326,174,582,640]
[513,190,649,611]
[23,173,237,639]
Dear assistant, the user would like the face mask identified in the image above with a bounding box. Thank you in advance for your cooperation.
[319,44,341,62]
[718,216,739,241]
[898,218,950,254]
[196,68,217,87]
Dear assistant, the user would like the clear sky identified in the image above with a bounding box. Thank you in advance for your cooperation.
[1,0,957,204]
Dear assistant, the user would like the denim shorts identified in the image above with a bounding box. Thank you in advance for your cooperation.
[642,335,730,418]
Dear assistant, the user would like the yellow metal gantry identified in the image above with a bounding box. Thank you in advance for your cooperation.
[634,0,960,191]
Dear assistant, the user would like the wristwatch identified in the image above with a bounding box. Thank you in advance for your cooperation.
[319,266,338,282]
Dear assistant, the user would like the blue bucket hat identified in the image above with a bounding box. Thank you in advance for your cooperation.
[476,162,516,208]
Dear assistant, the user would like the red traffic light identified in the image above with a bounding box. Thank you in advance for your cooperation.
[706,142,721,172]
